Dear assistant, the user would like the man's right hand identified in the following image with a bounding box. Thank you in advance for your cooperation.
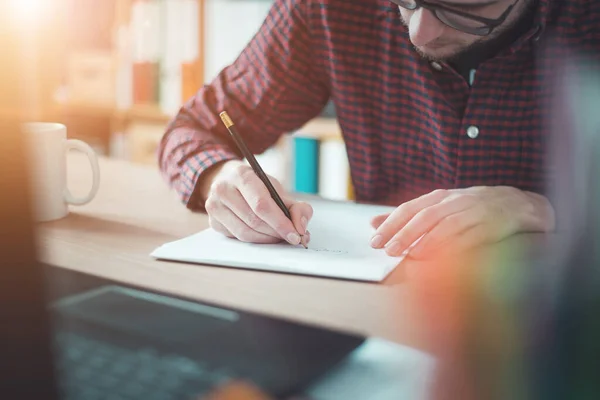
[200,160,312,246]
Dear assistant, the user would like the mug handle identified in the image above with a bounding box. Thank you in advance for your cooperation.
[63,139,100,205]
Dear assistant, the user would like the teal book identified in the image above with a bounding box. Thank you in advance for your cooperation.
[293,136,319,194]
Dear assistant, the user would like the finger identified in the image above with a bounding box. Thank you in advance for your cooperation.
[370,213,390,229]
[209,201,282,244]
[371,189,450,249]
[408,207,486,259]
[300,229,311,248]
[383,195,473,256]
[235,170,301,245]
[220,208,282,244]
[209,217,235,238]
[305,230,311,244]
[220,187,280,238]
[288,201,313,235]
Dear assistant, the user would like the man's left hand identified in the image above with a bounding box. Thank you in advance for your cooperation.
[370,186,555,259]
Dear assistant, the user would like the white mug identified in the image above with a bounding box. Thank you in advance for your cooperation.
[23,122,100,222]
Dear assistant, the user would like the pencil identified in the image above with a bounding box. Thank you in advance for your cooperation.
[219,111,307,249]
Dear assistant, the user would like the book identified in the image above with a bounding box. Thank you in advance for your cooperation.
[293,136,320,194]
[318,137,350,201]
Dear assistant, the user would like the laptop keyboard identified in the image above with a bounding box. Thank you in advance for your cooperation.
[53,331,235,400]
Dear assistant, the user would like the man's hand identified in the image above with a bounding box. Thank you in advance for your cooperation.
[200,160,312,246]
[370,186,555,258]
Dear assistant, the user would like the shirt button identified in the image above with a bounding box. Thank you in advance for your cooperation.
[466,125,479,139]
[430,61,442,71]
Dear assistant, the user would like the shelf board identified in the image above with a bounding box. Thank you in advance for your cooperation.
[52,101,174,123]
[0,108,24,120]
[53,101,114,117]
[50,101,341,142]
[114,104,173,123]
[0,107,62,122]
[296,117,342,141]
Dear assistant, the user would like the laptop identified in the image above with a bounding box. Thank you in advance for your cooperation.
[0,124,364,399]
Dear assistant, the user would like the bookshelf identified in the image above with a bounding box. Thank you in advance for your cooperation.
[43,0,205,156]
[7,0,350,199]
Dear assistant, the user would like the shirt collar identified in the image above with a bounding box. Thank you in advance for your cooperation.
[534,0,553,30]
[508,0,553,51]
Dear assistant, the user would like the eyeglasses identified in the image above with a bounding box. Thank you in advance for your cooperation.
[391,0,518,36]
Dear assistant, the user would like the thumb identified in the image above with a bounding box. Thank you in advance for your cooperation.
[288,201,313,235]
[371,213,390,229]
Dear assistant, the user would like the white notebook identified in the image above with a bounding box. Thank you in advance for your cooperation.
[151,200,405,282]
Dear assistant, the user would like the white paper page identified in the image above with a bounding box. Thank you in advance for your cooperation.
[151,200,405,282]
[303,338,436,400]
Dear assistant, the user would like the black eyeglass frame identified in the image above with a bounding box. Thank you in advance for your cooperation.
[390,0,519,36]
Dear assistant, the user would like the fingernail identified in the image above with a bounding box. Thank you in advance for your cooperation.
[301,216,308,232]
[287,232,301,245]
[371,235,383,248]
[385,241,402,256]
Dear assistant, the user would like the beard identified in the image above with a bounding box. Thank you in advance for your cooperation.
[411,39,475,62]
[400,0,537,63]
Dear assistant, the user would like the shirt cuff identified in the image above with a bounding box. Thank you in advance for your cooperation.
[178,148,239,211]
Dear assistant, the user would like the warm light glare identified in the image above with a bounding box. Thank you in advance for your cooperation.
[10,0,46,24]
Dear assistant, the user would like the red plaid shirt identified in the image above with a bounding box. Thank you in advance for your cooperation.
[158,0,600,209]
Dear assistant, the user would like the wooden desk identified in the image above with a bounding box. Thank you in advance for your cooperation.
[37,154,544,354]
[36,154,425,348]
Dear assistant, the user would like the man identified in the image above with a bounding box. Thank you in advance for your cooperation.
[158,0,600,258]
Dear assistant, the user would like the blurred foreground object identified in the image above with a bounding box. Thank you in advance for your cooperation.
[412,45,600,400]
[528,49,600,400]
[0,2,61,398]
[201,381,273,400]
